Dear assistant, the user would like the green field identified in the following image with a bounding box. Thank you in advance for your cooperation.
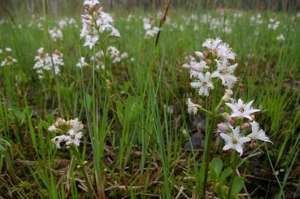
[0,2,300,198]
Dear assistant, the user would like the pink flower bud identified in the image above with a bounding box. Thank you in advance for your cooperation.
[229,117,235,125]
[241,123,250,129]
[217,123,228,132]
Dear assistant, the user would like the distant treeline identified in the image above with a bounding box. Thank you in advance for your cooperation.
[1,0,300,17]
[104,0,300,11]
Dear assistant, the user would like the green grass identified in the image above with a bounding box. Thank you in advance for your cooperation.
[0,8,300,198]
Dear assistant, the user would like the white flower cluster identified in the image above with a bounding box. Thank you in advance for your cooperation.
[49,118,84,149]
[28,16,46,30]
[76,57,88,68]
[250,14,263,25]
[45,18,78,42]
[210,18,232,33]
[233,12,243,19]
[33,48,64,78]
[107,46,128,64]
[0,47,17,67]
[276,34,285,42]
[58,17,77,29]
[199,14,232,33]
[182,38,237,96]
[80,0,120,49]
[91,50,105,69]
[76,46,128,70]
[143,18,160,38]
[186,98,200,115]
[183,38,271,157]
[268,18,280,30]
[218,99,271,156]
[48,27,63,42]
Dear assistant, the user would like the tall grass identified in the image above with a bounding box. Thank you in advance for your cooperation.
[0,8,299,198]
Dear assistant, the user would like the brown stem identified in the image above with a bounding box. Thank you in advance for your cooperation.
[155,0,172,46]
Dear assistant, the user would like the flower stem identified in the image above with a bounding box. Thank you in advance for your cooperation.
[200,116,216,198]
[214,98,224,113]
[227,152,238,199]
[198,106,214,116]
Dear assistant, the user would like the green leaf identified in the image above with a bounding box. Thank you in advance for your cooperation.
[220,167,233,183]
[231,176,244,198]
[210,157,224,178]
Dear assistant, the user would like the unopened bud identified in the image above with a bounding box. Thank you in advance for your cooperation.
[206,59,212,65]
[240,123,250,129]
[194,51,204,58]
[217,123,229,132]
[229,117,235,125]
[222,89,233,102]
[221,112,230,120]
[249,140,257,149]
[181,129,189,138]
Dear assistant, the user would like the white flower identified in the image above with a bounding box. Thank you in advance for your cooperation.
[80,0,120,49]
[222,89,233,102]
[58,19,67,29]
[49,118,84,149]
[84,0,99,7]
[68,18,77,26]
[191,72,214,96]
[220,126,251,156]
[248,121,271,143]
[0,48,17,67]
[48,125,58,132]
[203,38,235,60]
[226,99,260,120]
[68,118,84,132]
[276,34,285,42]
[0,56,17,67]
[203,38,222,51]
[76,57,88,68]
[143,18,160,38]
[51,135,70,149]
[250,14,263,25]
[183,58,208,78]
[48,27,63,42]
[208,18,232,34]
[33,48,64,78]
[182,38,237,98]
[48,118,66,132]
[215,43,236,60]
[217,122,230,133]
[212,59,237,88]
[107,46,128,63]
[268,19,280,30]
[65,129,83,147]
[83,34,99,49]
[187,98,199,115]
[91,50,105,69]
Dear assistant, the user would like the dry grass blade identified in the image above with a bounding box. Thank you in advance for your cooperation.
[155,0,172,46]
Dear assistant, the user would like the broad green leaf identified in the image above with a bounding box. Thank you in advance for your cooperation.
[231,176,244,198]
[210,157,223,177]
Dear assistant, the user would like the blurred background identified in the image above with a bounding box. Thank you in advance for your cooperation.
[1,0,300,17]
